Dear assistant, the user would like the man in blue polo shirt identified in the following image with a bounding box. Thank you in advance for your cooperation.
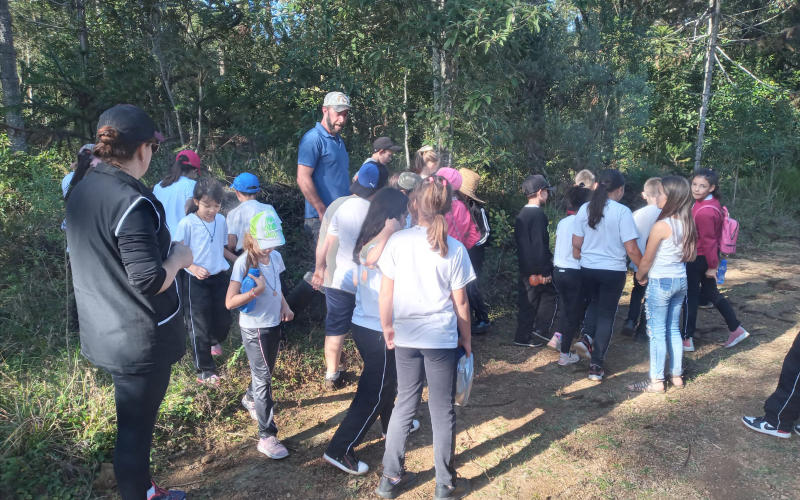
[286,92,352,319]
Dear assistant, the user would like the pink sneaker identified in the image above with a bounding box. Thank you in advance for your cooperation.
[211,343,223,356]
[547,332,562,351]
[683,338,695,352]
[257,436,289,459]
[724,326,750,348]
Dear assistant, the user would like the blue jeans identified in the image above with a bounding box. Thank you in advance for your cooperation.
[645,277,687,380]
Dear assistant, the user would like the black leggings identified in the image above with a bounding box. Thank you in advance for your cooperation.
[186,271,232,376]
[552,267,582,354]
[110,365,172,500]
[684,255,740,338]
[466,244,490,324]
[581,268,626,367]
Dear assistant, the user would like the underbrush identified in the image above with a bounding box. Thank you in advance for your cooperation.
[1,140,798,499]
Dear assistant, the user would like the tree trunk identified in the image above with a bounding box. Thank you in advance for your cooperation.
[432,0,454,167]
[0,0,26,152]
[196,69,203,151]
[693,0,721,171]
[153,42,186,145]
[403,68,410,170]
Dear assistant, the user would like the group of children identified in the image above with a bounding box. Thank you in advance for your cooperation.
[515,167,749,391]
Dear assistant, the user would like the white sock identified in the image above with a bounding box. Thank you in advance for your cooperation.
[325,371,339,380]
[146,484,156,498]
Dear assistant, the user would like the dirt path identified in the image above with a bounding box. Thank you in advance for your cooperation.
[153,241,800,500]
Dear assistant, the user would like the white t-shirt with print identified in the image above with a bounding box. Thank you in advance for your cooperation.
[154,176,197,237]
[553,214,580,270]
[230,250,285,329]
[328,197,370,294]
[573,200,639,272]
[378,226,476,349]
[173,213,231,276]
[631,204,662,271]
[227,200,282,252]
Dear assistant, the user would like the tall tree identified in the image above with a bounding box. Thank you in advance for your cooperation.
[0,0,25,152]
[694,0,720,170]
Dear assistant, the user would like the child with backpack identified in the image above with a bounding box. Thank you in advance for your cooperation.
[435,167,481,249]
[684,169,748,351]
[550,185,591,364]
[173,178,233,384]
[225,211,292,460]
[458,168,492,334]
[621,178,663,342]
[628,176,696,393]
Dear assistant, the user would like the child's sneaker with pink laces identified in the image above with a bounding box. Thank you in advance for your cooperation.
[724,326,749,348]
[211,343,223,356]
[257,436,289,459]
[197,373,221,386]
[148,482,186,500]
[683,338,695,352]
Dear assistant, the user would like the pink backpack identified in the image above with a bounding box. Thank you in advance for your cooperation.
[696,204,739,254]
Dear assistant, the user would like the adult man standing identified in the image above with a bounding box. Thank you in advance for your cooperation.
[287,92,352,314]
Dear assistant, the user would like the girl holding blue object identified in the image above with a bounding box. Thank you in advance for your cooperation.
[630,176,696,393]
[225,211,293,460]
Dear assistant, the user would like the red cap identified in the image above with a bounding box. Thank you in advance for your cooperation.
[176,150,201,172]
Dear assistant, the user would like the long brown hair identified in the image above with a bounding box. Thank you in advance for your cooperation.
[242,232,261,270]
[658,176,697,262]
[412,146,440,176]
[414,176,452,257]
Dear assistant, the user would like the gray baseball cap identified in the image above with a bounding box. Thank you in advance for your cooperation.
[323,92,351,112]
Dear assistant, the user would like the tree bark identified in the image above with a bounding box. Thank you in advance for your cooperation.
[432,0,454,168]
[0,0,26,152]
[152,41,186,145]
[403,68,410,170]
[196,69,203,151]
[693,0,721,171]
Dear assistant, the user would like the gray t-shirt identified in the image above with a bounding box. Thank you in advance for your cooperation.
[231,250,285,329]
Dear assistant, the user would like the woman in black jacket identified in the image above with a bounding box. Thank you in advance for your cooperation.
[66,105,193,500]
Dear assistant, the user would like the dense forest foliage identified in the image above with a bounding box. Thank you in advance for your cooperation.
[1,0,799,498]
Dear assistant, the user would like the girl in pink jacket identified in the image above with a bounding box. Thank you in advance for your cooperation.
[435,168,480,249]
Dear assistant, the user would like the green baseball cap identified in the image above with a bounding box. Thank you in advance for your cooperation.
[250,210,285,249]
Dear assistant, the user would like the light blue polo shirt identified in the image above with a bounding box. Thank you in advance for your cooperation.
[298,122,351,219]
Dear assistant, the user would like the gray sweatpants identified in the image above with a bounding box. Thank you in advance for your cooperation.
[382,347,457,487]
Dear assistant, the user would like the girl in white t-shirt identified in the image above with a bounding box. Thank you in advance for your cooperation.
[572,169,642,382]
[225,212,293,460]
[173,178,233,384]
[323,188,421,475]
[375,176,475,499]
[153,150,201,236]
[630,176,696,393]
[550,186,591,366]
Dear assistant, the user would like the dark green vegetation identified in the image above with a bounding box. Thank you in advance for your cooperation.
[1,1,800,498]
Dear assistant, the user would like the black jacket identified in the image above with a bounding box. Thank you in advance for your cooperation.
[66,163,184,374]
[515,205,553,277]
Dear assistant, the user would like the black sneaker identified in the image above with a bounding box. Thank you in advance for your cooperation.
[514,336,544,347]
[588,364,604,381]
[322,451,369,475]
[473,320,492,335]
[742,416,791,438]
[434,477,471,500]
[532,329,550,343]
[698,299,713,309]
[621,319,635,337]
[795,424,800,437]
[375,472,417,499]
[324,371,345,391]
[574,335,593,359]
[634,332,649,343]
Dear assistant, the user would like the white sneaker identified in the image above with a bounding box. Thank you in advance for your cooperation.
[547,333,562,351]
[558,352,580,366]
[683,338,695,352]
[383,419,420,438]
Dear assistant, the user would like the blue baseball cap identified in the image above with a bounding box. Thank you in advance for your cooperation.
[231,172,260,193]
[350,160,388,198]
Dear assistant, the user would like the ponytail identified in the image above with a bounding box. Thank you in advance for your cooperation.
[161,153,199,188]
[64,148,95,203]
[587,169,625,229]
[416,176,452,257]
[242,232,261,270]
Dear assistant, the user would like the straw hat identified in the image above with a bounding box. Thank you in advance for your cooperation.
[457,168,485,204]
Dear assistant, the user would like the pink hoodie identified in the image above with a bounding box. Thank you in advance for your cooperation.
[446,198,480,249]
